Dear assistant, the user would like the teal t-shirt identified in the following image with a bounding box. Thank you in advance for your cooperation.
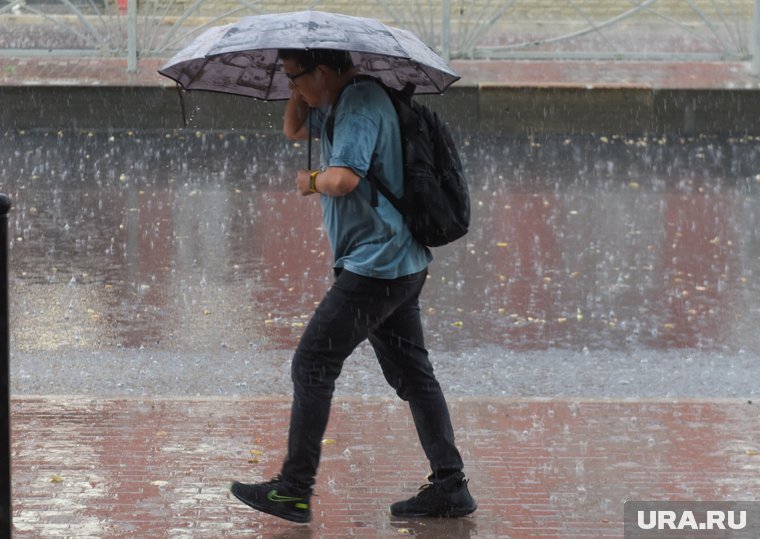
[316,80,432,279]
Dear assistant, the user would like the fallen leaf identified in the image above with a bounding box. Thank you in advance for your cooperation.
[51,475,64,484]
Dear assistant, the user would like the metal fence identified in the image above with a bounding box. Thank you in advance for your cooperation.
[0,193,11,539]
[1,0,759,73]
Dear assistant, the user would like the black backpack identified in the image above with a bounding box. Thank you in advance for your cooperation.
[326,76,470,248]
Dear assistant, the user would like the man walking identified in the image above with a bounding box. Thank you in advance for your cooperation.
[230,48,476,524]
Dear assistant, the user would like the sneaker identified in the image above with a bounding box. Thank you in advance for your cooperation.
[230,476,312,523]
[390,475,477,518]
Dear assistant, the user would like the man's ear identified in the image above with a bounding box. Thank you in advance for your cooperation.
[314,64,332,82]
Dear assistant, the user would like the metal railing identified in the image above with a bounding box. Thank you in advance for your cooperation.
[0,193,11,539]
[1,0,758,73]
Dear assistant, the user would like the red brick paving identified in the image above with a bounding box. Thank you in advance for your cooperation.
[1,56,758,90]
[10,397,760,538]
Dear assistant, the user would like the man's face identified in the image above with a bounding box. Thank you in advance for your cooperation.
[282,58,326,107]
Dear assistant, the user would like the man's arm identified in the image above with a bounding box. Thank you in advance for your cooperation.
[283,90,310,141]
[296,167,360,197]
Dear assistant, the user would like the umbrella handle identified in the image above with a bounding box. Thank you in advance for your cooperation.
[307,107,312,170]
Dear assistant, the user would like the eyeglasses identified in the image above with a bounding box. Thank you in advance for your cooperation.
[286,67,314,88]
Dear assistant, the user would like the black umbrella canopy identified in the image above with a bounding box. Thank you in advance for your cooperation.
[159,10,460,101]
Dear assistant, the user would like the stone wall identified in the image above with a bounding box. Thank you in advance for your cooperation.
[3,85,760,135]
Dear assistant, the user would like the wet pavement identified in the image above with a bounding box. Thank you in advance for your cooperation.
[3,130,760,397]
[2,51,760,537]
[10,396,760,538]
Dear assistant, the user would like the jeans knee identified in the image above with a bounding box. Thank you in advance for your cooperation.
[290,353,339,397]
[394,378,442,402]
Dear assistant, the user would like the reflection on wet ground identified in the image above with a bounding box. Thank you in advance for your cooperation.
[2,129,760,358]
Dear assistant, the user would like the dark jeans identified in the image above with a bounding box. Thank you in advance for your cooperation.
[280,268,464,490]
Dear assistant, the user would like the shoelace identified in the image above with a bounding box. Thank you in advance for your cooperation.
[264,475,314,497]
[411,481,441,500]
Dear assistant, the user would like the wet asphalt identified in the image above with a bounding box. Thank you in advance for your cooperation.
[3,129,760,398]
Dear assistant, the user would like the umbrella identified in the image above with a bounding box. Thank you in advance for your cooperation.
[158,10,460,167]
[158,10,460,101]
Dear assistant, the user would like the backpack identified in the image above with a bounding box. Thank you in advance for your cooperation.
[326,76,470,248]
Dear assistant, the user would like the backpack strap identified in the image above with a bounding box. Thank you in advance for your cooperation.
[367,169,404,215]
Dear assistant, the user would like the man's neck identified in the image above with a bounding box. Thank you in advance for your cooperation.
[328,67,360,105]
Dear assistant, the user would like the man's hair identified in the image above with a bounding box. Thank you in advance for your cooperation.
[278,49,354,75]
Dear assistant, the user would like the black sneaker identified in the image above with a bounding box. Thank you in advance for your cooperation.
[230,476,312,523]
[390,475,477,518]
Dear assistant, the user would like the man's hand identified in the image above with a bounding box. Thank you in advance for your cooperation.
[283,89,310,141]
[296,169,316,196]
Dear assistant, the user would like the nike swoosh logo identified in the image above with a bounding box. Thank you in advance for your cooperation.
[267,489,303,503]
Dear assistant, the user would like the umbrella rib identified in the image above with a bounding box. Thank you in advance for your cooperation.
[413,62,445,94]
[176,82,188,127]
[183,57,213,89]
[263,62,276,100]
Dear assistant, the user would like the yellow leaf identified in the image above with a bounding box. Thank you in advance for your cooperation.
[496,242,508,248]
[51,475,64,484]
[746,449,759,456]
[322,438,336,445]
[250,449,264,456]
[452,321,464,327]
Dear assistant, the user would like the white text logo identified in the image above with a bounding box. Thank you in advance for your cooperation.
[637,510,747,531]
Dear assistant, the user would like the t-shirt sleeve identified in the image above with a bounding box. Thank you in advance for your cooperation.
[328,94,379,176]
